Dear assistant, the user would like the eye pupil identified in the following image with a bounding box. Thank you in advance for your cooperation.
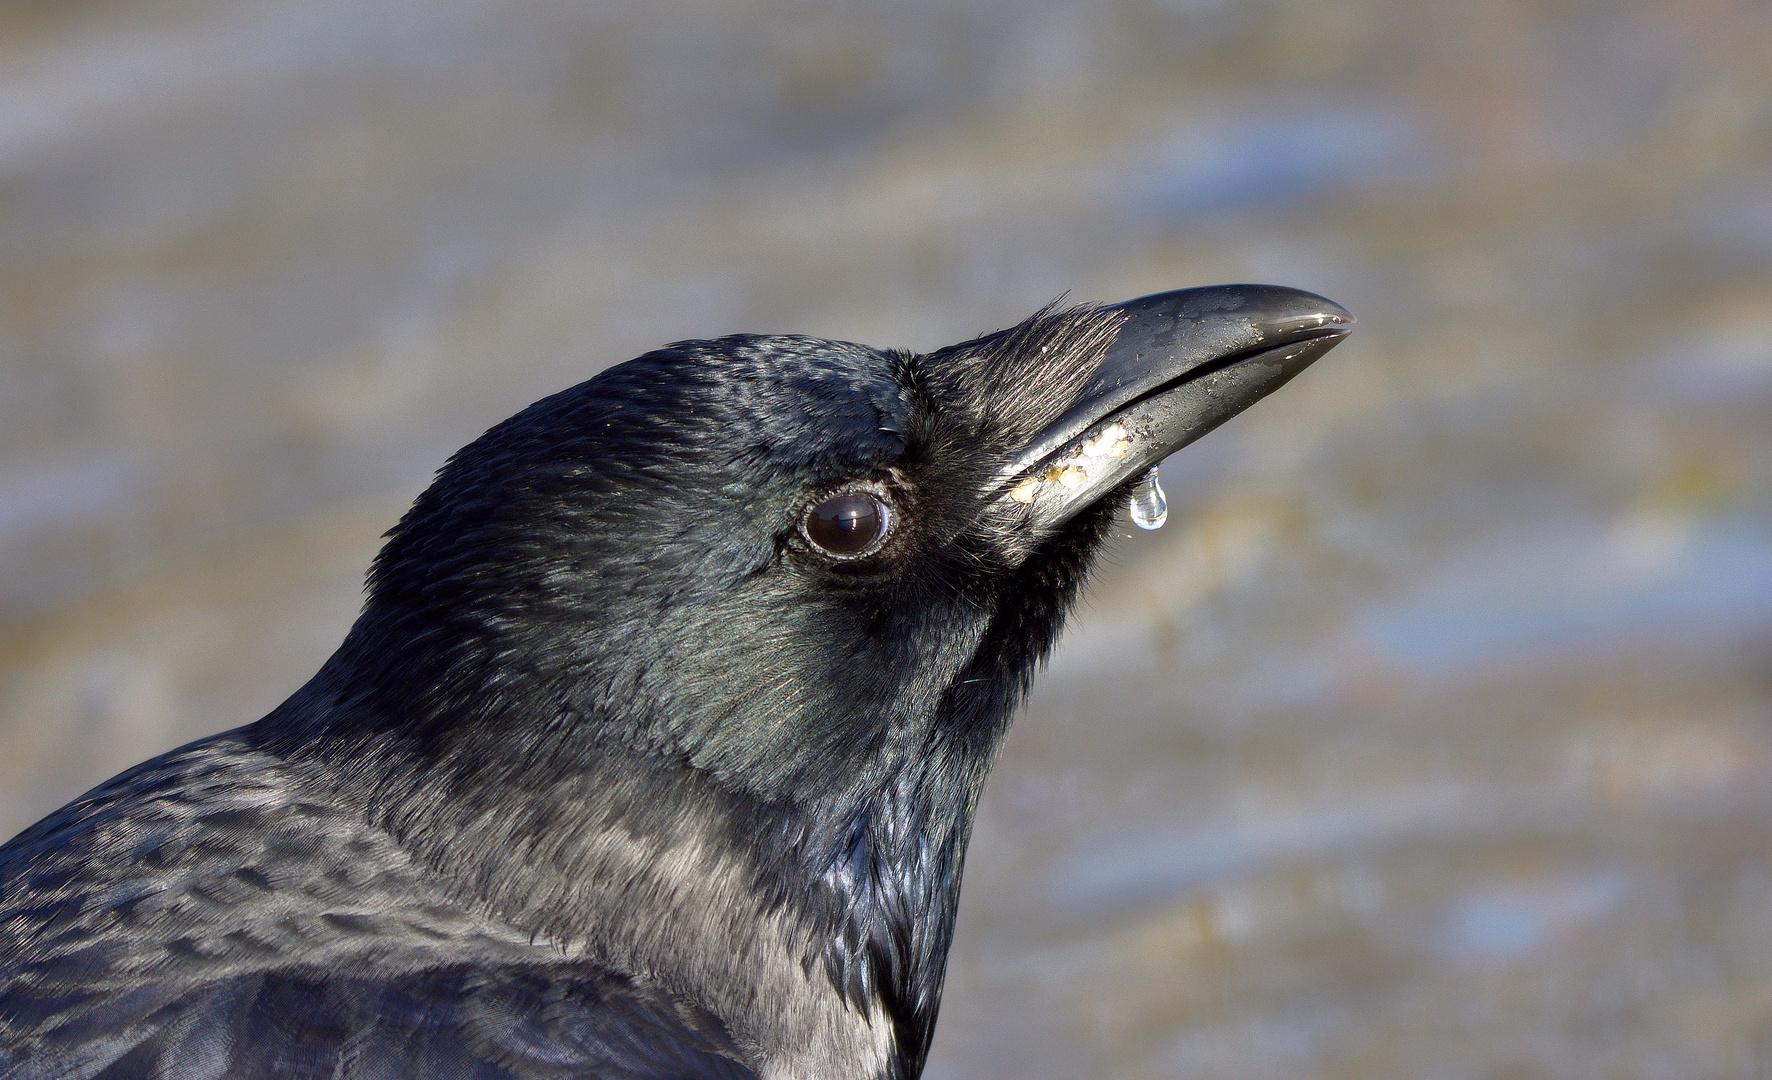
[805,493,890,557]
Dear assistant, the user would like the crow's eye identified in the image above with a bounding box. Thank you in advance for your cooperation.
[802,491,892,559]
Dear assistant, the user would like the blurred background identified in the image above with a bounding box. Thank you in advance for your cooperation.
[2,0,1770,1075]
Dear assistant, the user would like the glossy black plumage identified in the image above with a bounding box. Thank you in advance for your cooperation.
[0,287,1348,1080]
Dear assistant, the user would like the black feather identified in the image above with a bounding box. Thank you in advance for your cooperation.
[2,303,1131,1080]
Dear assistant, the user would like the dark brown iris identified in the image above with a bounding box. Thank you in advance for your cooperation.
[803,492,891,557]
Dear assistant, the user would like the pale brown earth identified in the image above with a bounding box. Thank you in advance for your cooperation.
[2,1,1770,1076]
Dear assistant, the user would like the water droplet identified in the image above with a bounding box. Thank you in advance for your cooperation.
[1129,466,1167,530]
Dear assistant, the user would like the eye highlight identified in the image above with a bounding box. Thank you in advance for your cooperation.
[802,491,892,559]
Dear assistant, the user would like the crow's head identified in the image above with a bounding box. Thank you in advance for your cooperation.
[273,284,1349,1078]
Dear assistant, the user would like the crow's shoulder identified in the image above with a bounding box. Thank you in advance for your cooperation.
[0,733,464,976]
[0,736,755,1080]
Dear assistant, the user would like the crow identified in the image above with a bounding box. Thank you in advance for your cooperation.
[0,285,1349,1080]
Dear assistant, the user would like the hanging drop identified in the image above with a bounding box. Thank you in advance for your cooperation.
[1129,466,1167,530]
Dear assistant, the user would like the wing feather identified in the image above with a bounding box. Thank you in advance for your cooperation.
[1,739,756,1080]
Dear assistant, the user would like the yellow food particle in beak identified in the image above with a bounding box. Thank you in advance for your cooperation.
[1043,465,1088,488]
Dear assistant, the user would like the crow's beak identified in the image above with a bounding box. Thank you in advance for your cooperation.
[992,284,1351,533]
